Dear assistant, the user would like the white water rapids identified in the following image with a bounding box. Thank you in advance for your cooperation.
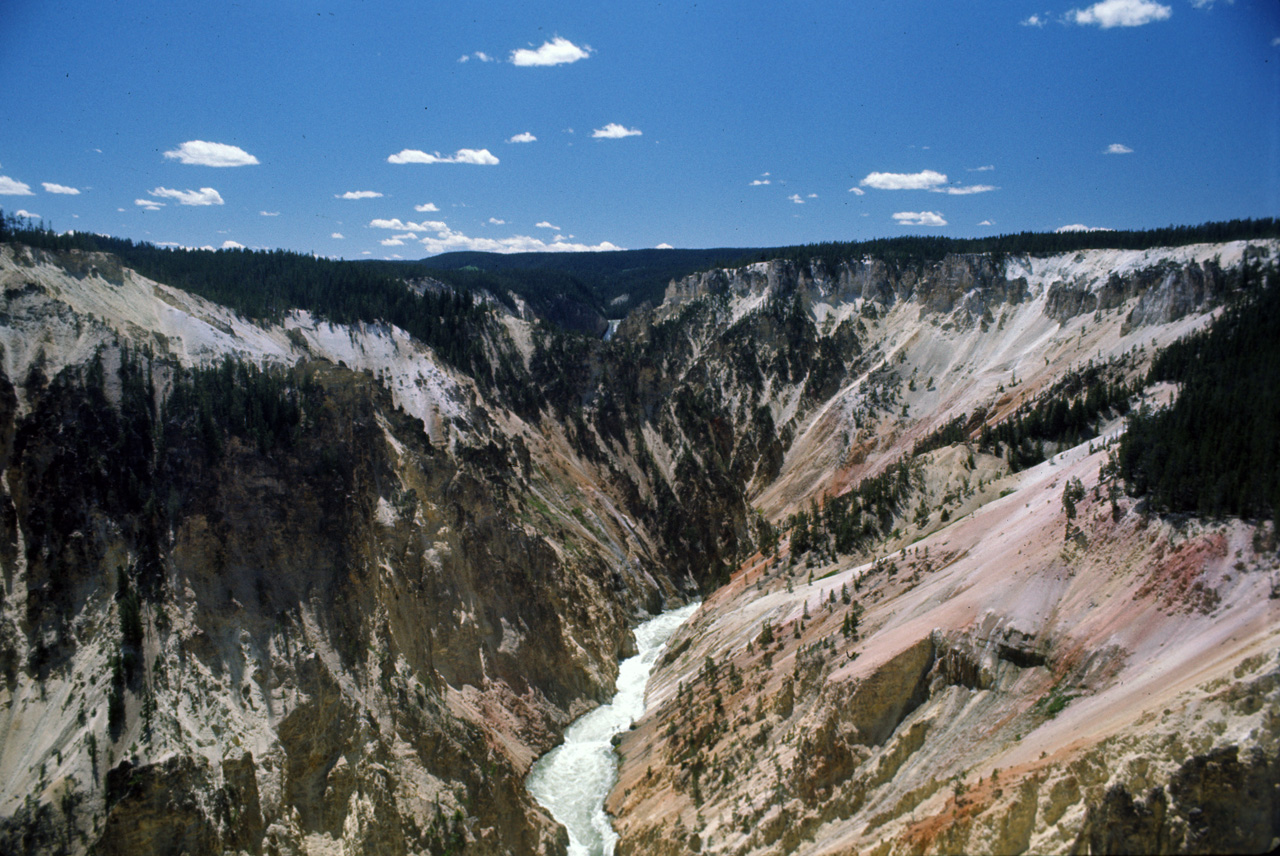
[527,601,700,856]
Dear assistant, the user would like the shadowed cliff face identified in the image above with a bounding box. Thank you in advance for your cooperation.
[0,298,666,854]
[0,238,1277,855]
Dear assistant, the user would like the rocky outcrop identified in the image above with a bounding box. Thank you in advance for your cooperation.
[0,249,687,855]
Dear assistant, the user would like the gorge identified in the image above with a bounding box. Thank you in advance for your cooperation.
[527,602,699,855]
[0,220,1276,855]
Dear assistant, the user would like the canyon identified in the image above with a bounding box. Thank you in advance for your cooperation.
[0,231,1276,854]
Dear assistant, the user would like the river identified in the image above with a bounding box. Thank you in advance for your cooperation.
[526,601,700,856]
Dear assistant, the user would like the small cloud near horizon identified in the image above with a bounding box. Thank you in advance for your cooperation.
[150,186,224,206]
[414,202,440,212]
[43,182,80,195]
[1056,223,1114,232]
[507,132,537,144]
[1106,143,1134,154]
[336,190,383,199]
[893,211,947,226]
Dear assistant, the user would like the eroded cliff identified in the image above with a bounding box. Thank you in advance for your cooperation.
[0,235,1276,855]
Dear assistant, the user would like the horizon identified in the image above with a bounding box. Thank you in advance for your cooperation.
[3,1,1277,260]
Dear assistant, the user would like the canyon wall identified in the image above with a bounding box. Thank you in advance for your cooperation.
[0,237,1275,854]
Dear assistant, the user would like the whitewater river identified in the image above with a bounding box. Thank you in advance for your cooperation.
[527,601,700,856]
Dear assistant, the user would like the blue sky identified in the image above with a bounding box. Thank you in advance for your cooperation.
[2,0,1277,258]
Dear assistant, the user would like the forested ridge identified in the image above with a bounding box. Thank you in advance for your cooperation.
[752,218,1280,272]
[5,210,1276,333]
[4,209,1278,528]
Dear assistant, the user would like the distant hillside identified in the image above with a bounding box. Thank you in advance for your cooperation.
[409,247,760,315]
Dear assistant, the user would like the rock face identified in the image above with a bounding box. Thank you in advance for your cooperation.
[605,240,1280,856]
[0,236,1277,854]
[0,244,682,855]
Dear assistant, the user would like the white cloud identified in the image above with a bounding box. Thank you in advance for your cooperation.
[1189,0,1229,8]
[337,190,383,199]
[0,176,34,195]
[221,240,245,249]
[369,218,446,231]
[1071,0,1171,27]
[135,199,164,210]
[488,217,506,225]
[1106,143,1134,154]
[655,243,675,249]
[381,238,405,246]
[979,219,996,226]
[535,221,560,230]
[1022,13,1049,26]
[860,169,948,190]
[150,186,224,206]
[414,202,440,212]
[510,37,592,67]
[459,51,495,63]
[507,132,537,144]
[592,123,642,139]
[968,165,995,172]
[893,211,947,226]
[848,186,866,195]
[932,184,998,195]
[14,209,38,219]
[412,222,621,255]
[1056,223,1113,232]
[331,232,344,239]
[260,210,280,216]
[789,194,805,204]
[750,179,771,186]
[387,148,499,165]
[42,182,80,195]
[163,140,259,167]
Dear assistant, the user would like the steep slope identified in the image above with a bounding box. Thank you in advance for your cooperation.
[607,240,1280,855]
[0,243,684,854]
